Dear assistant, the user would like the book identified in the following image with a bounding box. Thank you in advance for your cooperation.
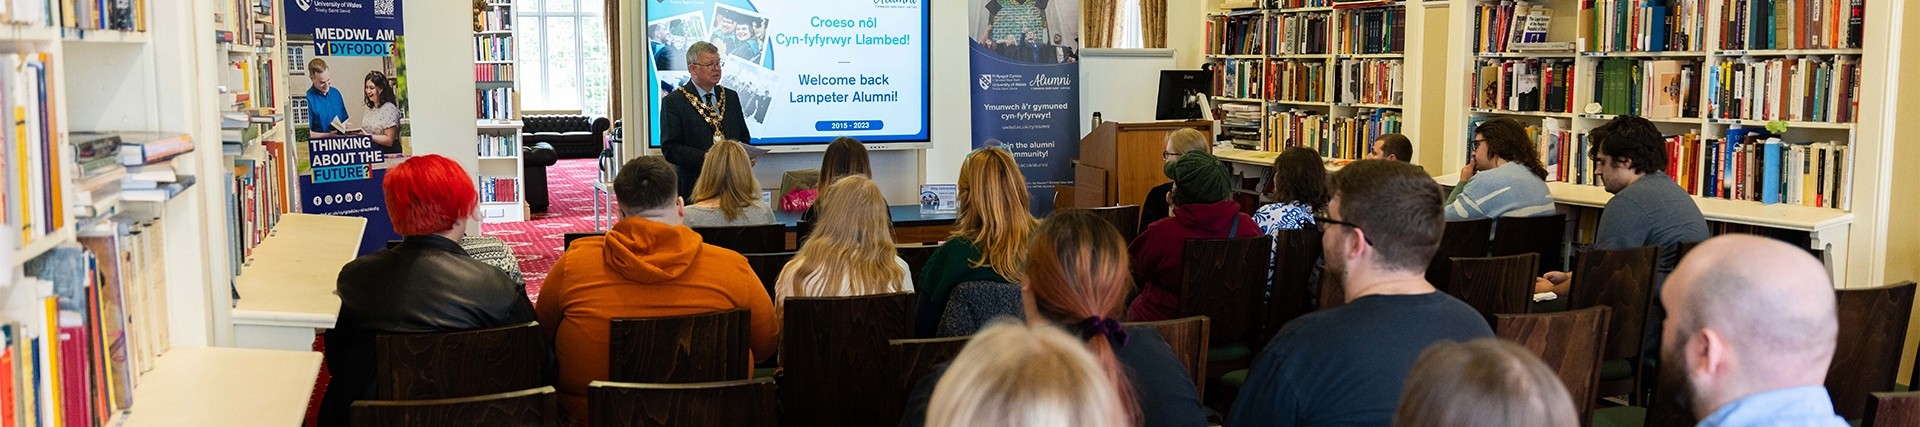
[114,132,193,166]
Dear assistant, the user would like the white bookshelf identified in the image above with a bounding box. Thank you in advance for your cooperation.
[476,0,526,223]
[1206,1,1412,160]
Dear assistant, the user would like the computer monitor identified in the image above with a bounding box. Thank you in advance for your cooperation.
[1155,69,1212,121]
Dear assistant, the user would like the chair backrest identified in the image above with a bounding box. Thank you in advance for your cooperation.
[896,243,941,282]
[1489,213,1568,274]
[935,281,1026,337]
[1319,271,1346,310]
[564,232,604,250]
[1178,235,1273,348]
[691,224,786,254]
[780,292,917,426]
[742,251,795,300]
[1496,306,1611,426]
[1081,205,1143,243]
[1867,391,1920,427]
[375,322,548,400]
[1265,228,1323,342]
[588,378,777,427]
[1567,246,1659,361]
[1827,282,1918,420]
[1426,219,1494,286]
[1126,316,1211,400]
[1446,253,1540,326]
[880,336,972,424]
[794,220,815,249]
[351,386,557,427]
[608,309,751,383]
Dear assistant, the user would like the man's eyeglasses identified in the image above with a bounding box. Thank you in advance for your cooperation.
[1314,215,1374,245]
[692,60,724,69]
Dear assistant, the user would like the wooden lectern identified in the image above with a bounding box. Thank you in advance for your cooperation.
[1067,120,1213,209]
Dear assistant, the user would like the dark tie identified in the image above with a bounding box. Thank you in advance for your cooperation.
[704,92,715,106]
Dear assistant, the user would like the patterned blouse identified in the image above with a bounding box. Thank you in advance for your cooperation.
[1252,201,1316,235]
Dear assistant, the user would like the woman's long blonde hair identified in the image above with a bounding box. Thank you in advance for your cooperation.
[778,174,906,304]
[953,148,1035,283]
[690,139,762,221]
[928,321,1127,427]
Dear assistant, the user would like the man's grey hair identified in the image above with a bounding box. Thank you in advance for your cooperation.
[686,41,718,66]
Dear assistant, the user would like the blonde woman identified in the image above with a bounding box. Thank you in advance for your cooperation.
[774,174,913,311]
[1394,338,1579,427]
[685,139,775,227]
[915,147,1036,337]
[925,321,1127,427]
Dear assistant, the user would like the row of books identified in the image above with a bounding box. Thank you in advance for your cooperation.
[478,134,520,158]
[1473,1,1551,53]
[1273,0,1332,8]
[215,0,273,48]
[1704,56,1858,123]
[8,218,171,427]
[1266,108,1402,159]
[1205,12,1267,55]
[1528,118,1578,182]
[480,177,520,203]
[58,0,143,31]
[1581,0,1706,52]
[1270,60,1330,103]
[1221,103,1263,147]
[224,140,291,280]
[1336,59,1401,106]
[1214,58,1265,99]
[476,3,512,32]
[1592,58,1700,119]
[477,87,516,121]
[475,63,516,83]
[1334,6,1404,54]
[1273,12,1332,55]
[2,52,63,248]
[1547,127,1853,210]
[476,34,515,62]
[1721,0,1864,51]
[1471,58,1577,113]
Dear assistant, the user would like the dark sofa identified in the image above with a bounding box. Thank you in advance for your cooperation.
[522,114,610,159]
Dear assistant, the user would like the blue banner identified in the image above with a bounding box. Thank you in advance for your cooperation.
[968,0,1081,216]
[301,135,398,255]
[288,0,410,256]
[285,0,405,38]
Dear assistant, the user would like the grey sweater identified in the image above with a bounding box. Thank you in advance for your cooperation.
[1444,161,1556,221]
[1594,173,1709,277]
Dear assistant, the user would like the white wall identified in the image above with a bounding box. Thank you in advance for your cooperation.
[404,1,480,174]
[1078,48,1177,137]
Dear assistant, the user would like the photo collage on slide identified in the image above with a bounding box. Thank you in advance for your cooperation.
[973,0,1079,64]
[647,5,778,125]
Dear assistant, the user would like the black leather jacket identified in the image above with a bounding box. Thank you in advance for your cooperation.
[317,234,537,426]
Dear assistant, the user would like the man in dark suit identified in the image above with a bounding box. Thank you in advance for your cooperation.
[660,41,751,198]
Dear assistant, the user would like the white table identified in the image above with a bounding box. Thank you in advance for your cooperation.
[116,347,323,427]
[592,181,615,230]
[231,213,366,350]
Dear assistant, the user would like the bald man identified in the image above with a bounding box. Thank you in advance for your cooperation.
[1659,235,1845,427]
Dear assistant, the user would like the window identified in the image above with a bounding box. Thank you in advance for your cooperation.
[1114,0,1144,48]
[517,0,611,117]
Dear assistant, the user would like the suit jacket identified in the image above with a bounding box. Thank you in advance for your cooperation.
[660,83,752,197]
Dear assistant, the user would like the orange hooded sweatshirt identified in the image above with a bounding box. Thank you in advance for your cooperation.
[535,216,778,421]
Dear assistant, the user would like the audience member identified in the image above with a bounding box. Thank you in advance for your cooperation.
[686,139,776,227]
[1128,150,1260,322]
[1660,235,1844,426]
[1253,146,1327,233]
[902,210,1206,426]
[775,174,914,314]
[320,155,536,426]
[1229,160,1493,426]
[535,156,777,422]
[1393,338,1579,427]
[1444,118,1555,221]
[784,136,872,215]
[925,322,1128,427]
[1537,115,1708,295]
[1368,133,1414,163]
[916,148,1036,337]
[1140,128,1213,230]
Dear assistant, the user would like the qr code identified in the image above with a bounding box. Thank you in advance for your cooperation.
[374,0,394,16]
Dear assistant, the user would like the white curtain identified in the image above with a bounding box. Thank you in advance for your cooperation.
[1115,0,1144,48]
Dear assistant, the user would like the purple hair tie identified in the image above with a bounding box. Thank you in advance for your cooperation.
[1076,316,1130,348]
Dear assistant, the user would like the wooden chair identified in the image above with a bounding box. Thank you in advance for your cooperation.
[1566,246,1659,405]
[1127,316,1211,400]
[691,224,786,254]
[375,322,548,400]
[1426,219,1493,287]
[1319,270,1346,310]
[1496,306,1611,426]
[780,292,917,426]
[896,243,941,282]
[589,378,777,427]
[794,220,815,249]
[1445,253,1540,326]
[1265,228,1322,342]
[1489,213,1568,275]
[1827,282,1918,420]
[563,232,604,250]
[1178,235,1273,377]
[880,336,972,424]
[1867,391,1920,427]
[743,251,796,300]
[1081,205,1143,243]
[609,309,751,383]
[351,386,557,427]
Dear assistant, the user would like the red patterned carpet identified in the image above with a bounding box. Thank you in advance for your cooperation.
[482,158,613,303]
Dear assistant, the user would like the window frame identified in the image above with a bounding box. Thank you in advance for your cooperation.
[515,0,605,113]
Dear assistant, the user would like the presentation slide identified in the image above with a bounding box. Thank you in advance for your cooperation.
[645,0,929,146]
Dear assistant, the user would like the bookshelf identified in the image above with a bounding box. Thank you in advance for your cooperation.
[1441,0,1878,286]
[1205,1,1411,163]
[475,0,525,223]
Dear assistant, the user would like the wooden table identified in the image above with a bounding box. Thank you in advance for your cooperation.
[231,213,366,350]
[117,347,323,427]
[774,205,958,250]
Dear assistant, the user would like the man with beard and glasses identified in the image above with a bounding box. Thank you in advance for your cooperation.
[1658,234,1845,427]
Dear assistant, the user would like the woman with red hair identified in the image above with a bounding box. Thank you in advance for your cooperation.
[319,155,537,426]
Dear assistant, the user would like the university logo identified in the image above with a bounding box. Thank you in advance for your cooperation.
[978,74,991,90]
[296,0,310,11]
